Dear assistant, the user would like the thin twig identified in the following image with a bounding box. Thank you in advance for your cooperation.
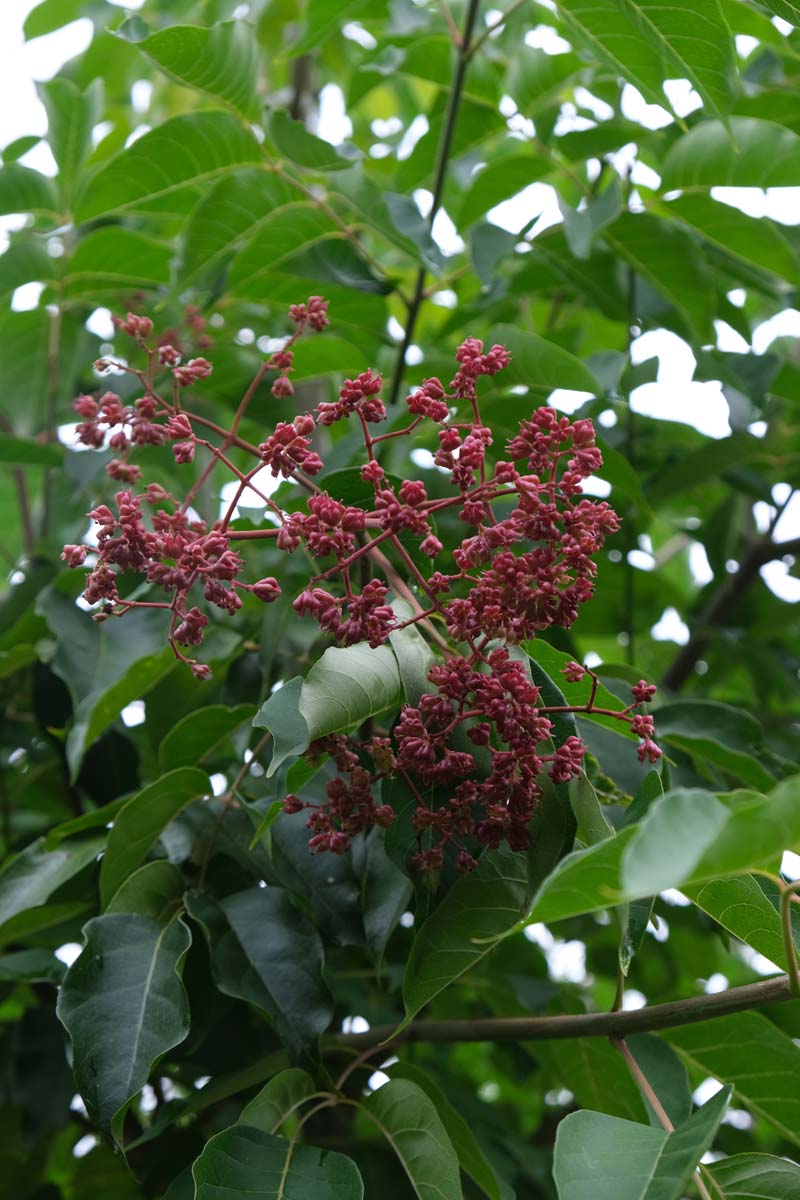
[387,0,483,408]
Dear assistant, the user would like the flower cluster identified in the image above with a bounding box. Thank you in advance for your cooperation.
[62,300,660,871]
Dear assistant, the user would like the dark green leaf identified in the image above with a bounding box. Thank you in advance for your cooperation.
[158,704,255,772]
[0,434,63,467]
[99,767,209,906]
[0,836,103,938]
[362,1078,463,1200]
[388,1063,503,1200]
[185,885,333,1055]
[238,1068,318,1133]
[192,1125,364,1199]
[56,912,191,1139]
[666,1014,800,1144]
[105,860,185,920]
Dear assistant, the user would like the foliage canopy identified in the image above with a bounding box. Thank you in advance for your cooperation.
[2,0,800,1197]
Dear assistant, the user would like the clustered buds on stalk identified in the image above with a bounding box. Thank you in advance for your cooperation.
[62,298,660,871]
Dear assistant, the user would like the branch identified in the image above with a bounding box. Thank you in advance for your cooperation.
[387,0,482,408]
[661,535,800,692]
[332,975,792,1048]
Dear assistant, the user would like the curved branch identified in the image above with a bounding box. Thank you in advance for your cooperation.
[332,975,791,1049]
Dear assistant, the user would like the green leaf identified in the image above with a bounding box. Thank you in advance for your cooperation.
[653,701,775,792]
[0,900,90,950]
[401,845,528,1026]
[178,168,292,284]
[135,21,259,118]
[660,195,800,288]
[75,110,263,221]
[628,1035,693,1129]
[105,861,185,921]
[604,213,714,337]
[40,77,102,197]
[24,0,107,39]
[363,1078,463,1200]
[665,1013,800,1144]
[238,1069,318,1133]
[553,1086,731,1200]
[331,165,441,270]
[158,704,255,772]
[0,238,55,298]
[291,0,374,53]
[56,912,191,1139]
[254,640,403,777]
[662,118,800,189]
[525,777,800,928]
[687,875,789,969]
[388,1063,503,1200]
[99,767,209,907]
[227,204,372,294]
[361,828,413,961]
[0,836,103,939]
[37,588,177,776]
[505,47,584,116]
[492,325,601,396]
[705,1153,800,1198]
[0,162,60,217]
[62,227,173,298]
[192,1125,364,1199]
[539,1039,649,1122]
[267,110,352,170]
[185,886,333,1055]
[618,0,735,122]
[554,0,673,112]
[0,433,62,467]
[388,599,435,708]
[457,147,552,228]
[646,432,768,501]
[570,774,615,846]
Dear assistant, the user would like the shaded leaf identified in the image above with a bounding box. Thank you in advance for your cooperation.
[363,1078,463,1200]
[99,767,209,907]
[192,1125,364,1199]
[158,703,255,772]
[185,885,333,1055]
[0,433,62,467]
[56,912,191,1139]
[0,836,103,938]
[665,1013,800,1144]
[105,860,185,920]
[238,1068,318,1133]
[388,1063,503,1200]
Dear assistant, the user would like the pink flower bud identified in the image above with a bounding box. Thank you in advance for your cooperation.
[252,577,281,602]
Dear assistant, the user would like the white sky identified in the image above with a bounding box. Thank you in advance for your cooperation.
[3,0,799,605]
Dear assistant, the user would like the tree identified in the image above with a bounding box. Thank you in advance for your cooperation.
[1,0,800,1195]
